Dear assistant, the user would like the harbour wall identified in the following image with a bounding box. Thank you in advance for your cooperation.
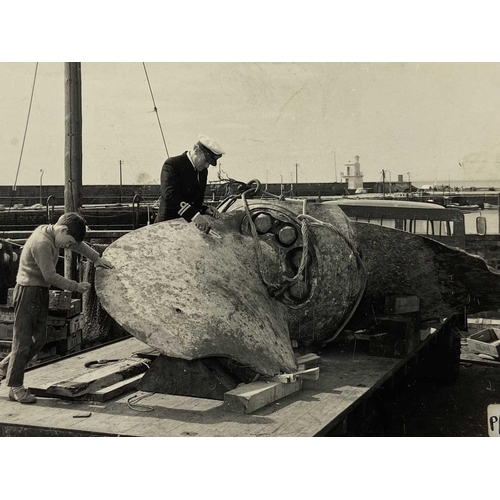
[2,183,500,207]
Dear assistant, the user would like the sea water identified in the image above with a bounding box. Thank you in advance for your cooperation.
[414,179,500,190]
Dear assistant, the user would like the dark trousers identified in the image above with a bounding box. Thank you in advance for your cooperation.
[0,285,49,387]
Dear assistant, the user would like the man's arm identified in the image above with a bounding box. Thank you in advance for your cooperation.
[31,241,80,292]
[68,241,113,269]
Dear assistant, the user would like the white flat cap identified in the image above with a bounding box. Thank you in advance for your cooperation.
[197,134,225,165]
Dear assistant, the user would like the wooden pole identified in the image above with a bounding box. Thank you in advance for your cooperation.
[295,163,299,197]
[119,160,123,204]
[64,62,83,280]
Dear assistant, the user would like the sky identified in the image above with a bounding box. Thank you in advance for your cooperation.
[3,61,500,187]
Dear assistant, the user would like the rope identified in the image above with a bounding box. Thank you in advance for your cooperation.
[283,199,309,283]
[296,213,368,342]
[2,62,39,237]
[143,62,169,157]
[241,190,311,288]
[223,178,366,335]
[241,189,367,340]
[241,187,282,289]
[127,393,155,412]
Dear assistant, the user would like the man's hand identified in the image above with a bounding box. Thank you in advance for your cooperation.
[76,282,91,294]
[204,206,220,219]
[193,213,211,233]
[95,257,114,269]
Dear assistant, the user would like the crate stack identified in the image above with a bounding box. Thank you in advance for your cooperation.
[0,289,83,365]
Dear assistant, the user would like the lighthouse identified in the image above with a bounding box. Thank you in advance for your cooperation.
[340,155,364,190]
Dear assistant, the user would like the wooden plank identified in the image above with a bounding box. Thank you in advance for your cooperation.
[39,359,149,398]
[224,378,303,414]
[24,337,148,391]
[295,353,321,368]
[87,373,144,402]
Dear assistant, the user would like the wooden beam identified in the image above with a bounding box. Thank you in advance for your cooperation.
[295,353,322,369]
[85,373,144,402]
[224,378,303,414]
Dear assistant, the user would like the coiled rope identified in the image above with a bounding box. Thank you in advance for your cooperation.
[239,185,317,292]
[238,181,367,337]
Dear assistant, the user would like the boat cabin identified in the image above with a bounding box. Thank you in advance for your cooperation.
[326,199,467,248]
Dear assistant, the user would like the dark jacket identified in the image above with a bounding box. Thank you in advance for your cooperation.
[156,152,209,223]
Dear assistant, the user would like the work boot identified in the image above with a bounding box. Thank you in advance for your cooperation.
[9,386,37,404]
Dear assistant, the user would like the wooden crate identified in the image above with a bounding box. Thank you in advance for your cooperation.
[368,313,421,358]
[68,314,83,334]
[46,315,67,327]
[48,291,72,311]
[0,340,12,359]
[6,288,15,308]
[46,324,68,343]
[67,330,82,352]
[48,298,82,318]
[0,305,15,323]
[55,329,82,356]
[467,328,500,358]
[36,342,58,361]
[0,323,13,341]
[68,299,82,318]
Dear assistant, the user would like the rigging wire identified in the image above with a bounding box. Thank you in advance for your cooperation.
[142,62,169,157]
[1,62,39,238]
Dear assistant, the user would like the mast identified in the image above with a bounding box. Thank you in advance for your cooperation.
[295,163,299,197]
[334,151,337,183]
[64,62,83,280]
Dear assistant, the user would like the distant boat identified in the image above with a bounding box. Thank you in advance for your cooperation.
[446,202,482,213]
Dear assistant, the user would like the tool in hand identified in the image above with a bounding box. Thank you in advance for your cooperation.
[206,227,222,239]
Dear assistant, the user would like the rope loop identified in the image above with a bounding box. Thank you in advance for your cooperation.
[238,179,262,197]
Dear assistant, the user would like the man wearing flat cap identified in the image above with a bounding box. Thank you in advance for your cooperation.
[155,134,225,232]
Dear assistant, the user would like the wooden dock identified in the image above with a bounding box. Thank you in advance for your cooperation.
[0,336,433,437]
